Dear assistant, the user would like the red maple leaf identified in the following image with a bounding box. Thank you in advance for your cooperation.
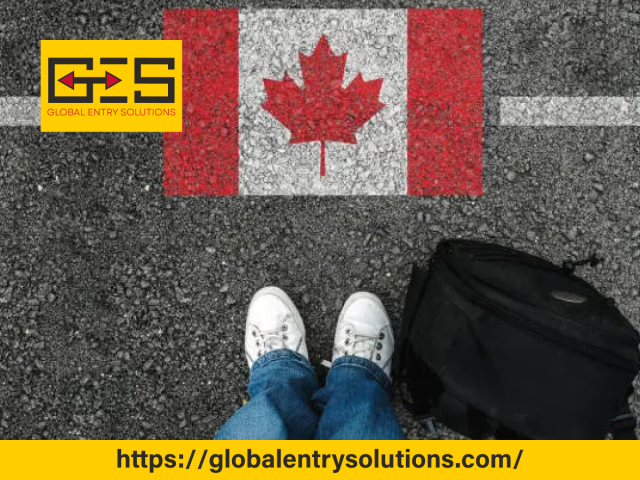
[262,35,385,176]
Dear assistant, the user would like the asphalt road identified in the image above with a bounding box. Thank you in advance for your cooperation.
[1,0,639,439]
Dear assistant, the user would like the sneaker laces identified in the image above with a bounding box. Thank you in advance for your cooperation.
[344,331,384,359]
[252,318,290,356]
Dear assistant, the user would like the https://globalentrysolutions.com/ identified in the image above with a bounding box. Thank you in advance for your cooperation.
[46,108,177,117]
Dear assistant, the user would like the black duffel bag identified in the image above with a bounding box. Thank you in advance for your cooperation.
[394,239,640,439]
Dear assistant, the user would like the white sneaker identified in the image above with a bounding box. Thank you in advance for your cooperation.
[332,292,394,378]
[245,287,308,368]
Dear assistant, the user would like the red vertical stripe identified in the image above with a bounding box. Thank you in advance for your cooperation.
[407,9,483,196]
[163,9,239,196]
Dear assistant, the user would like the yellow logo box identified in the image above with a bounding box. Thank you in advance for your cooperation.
[41,40,182,132]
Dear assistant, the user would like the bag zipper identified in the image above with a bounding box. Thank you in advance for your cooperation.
[445,240,559,270]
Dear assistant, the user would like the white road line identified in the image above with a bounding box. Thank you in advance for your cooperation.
[0,97,40,126]
[500,97,640,126]
[3,97,640,127]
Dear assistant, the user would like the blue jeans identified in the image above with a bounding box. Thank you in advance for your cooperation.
[215,349,405,440]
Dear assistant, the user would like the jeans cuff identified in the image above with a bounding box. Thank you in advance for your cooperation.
[329,355,392,393]
[250,349,314,376]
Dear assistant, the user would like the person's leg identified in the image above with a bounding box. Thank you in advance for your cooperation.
[215,349,319,439]
[215,287,319,440]
[313,293,405,440]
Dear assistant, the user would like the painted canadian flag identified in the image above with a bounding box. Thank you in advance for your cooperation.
[163,9,483,196]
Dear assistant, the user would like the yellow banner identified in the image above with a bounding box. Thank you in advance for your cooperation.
[41,40,182,132]
[1,440,638,478]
